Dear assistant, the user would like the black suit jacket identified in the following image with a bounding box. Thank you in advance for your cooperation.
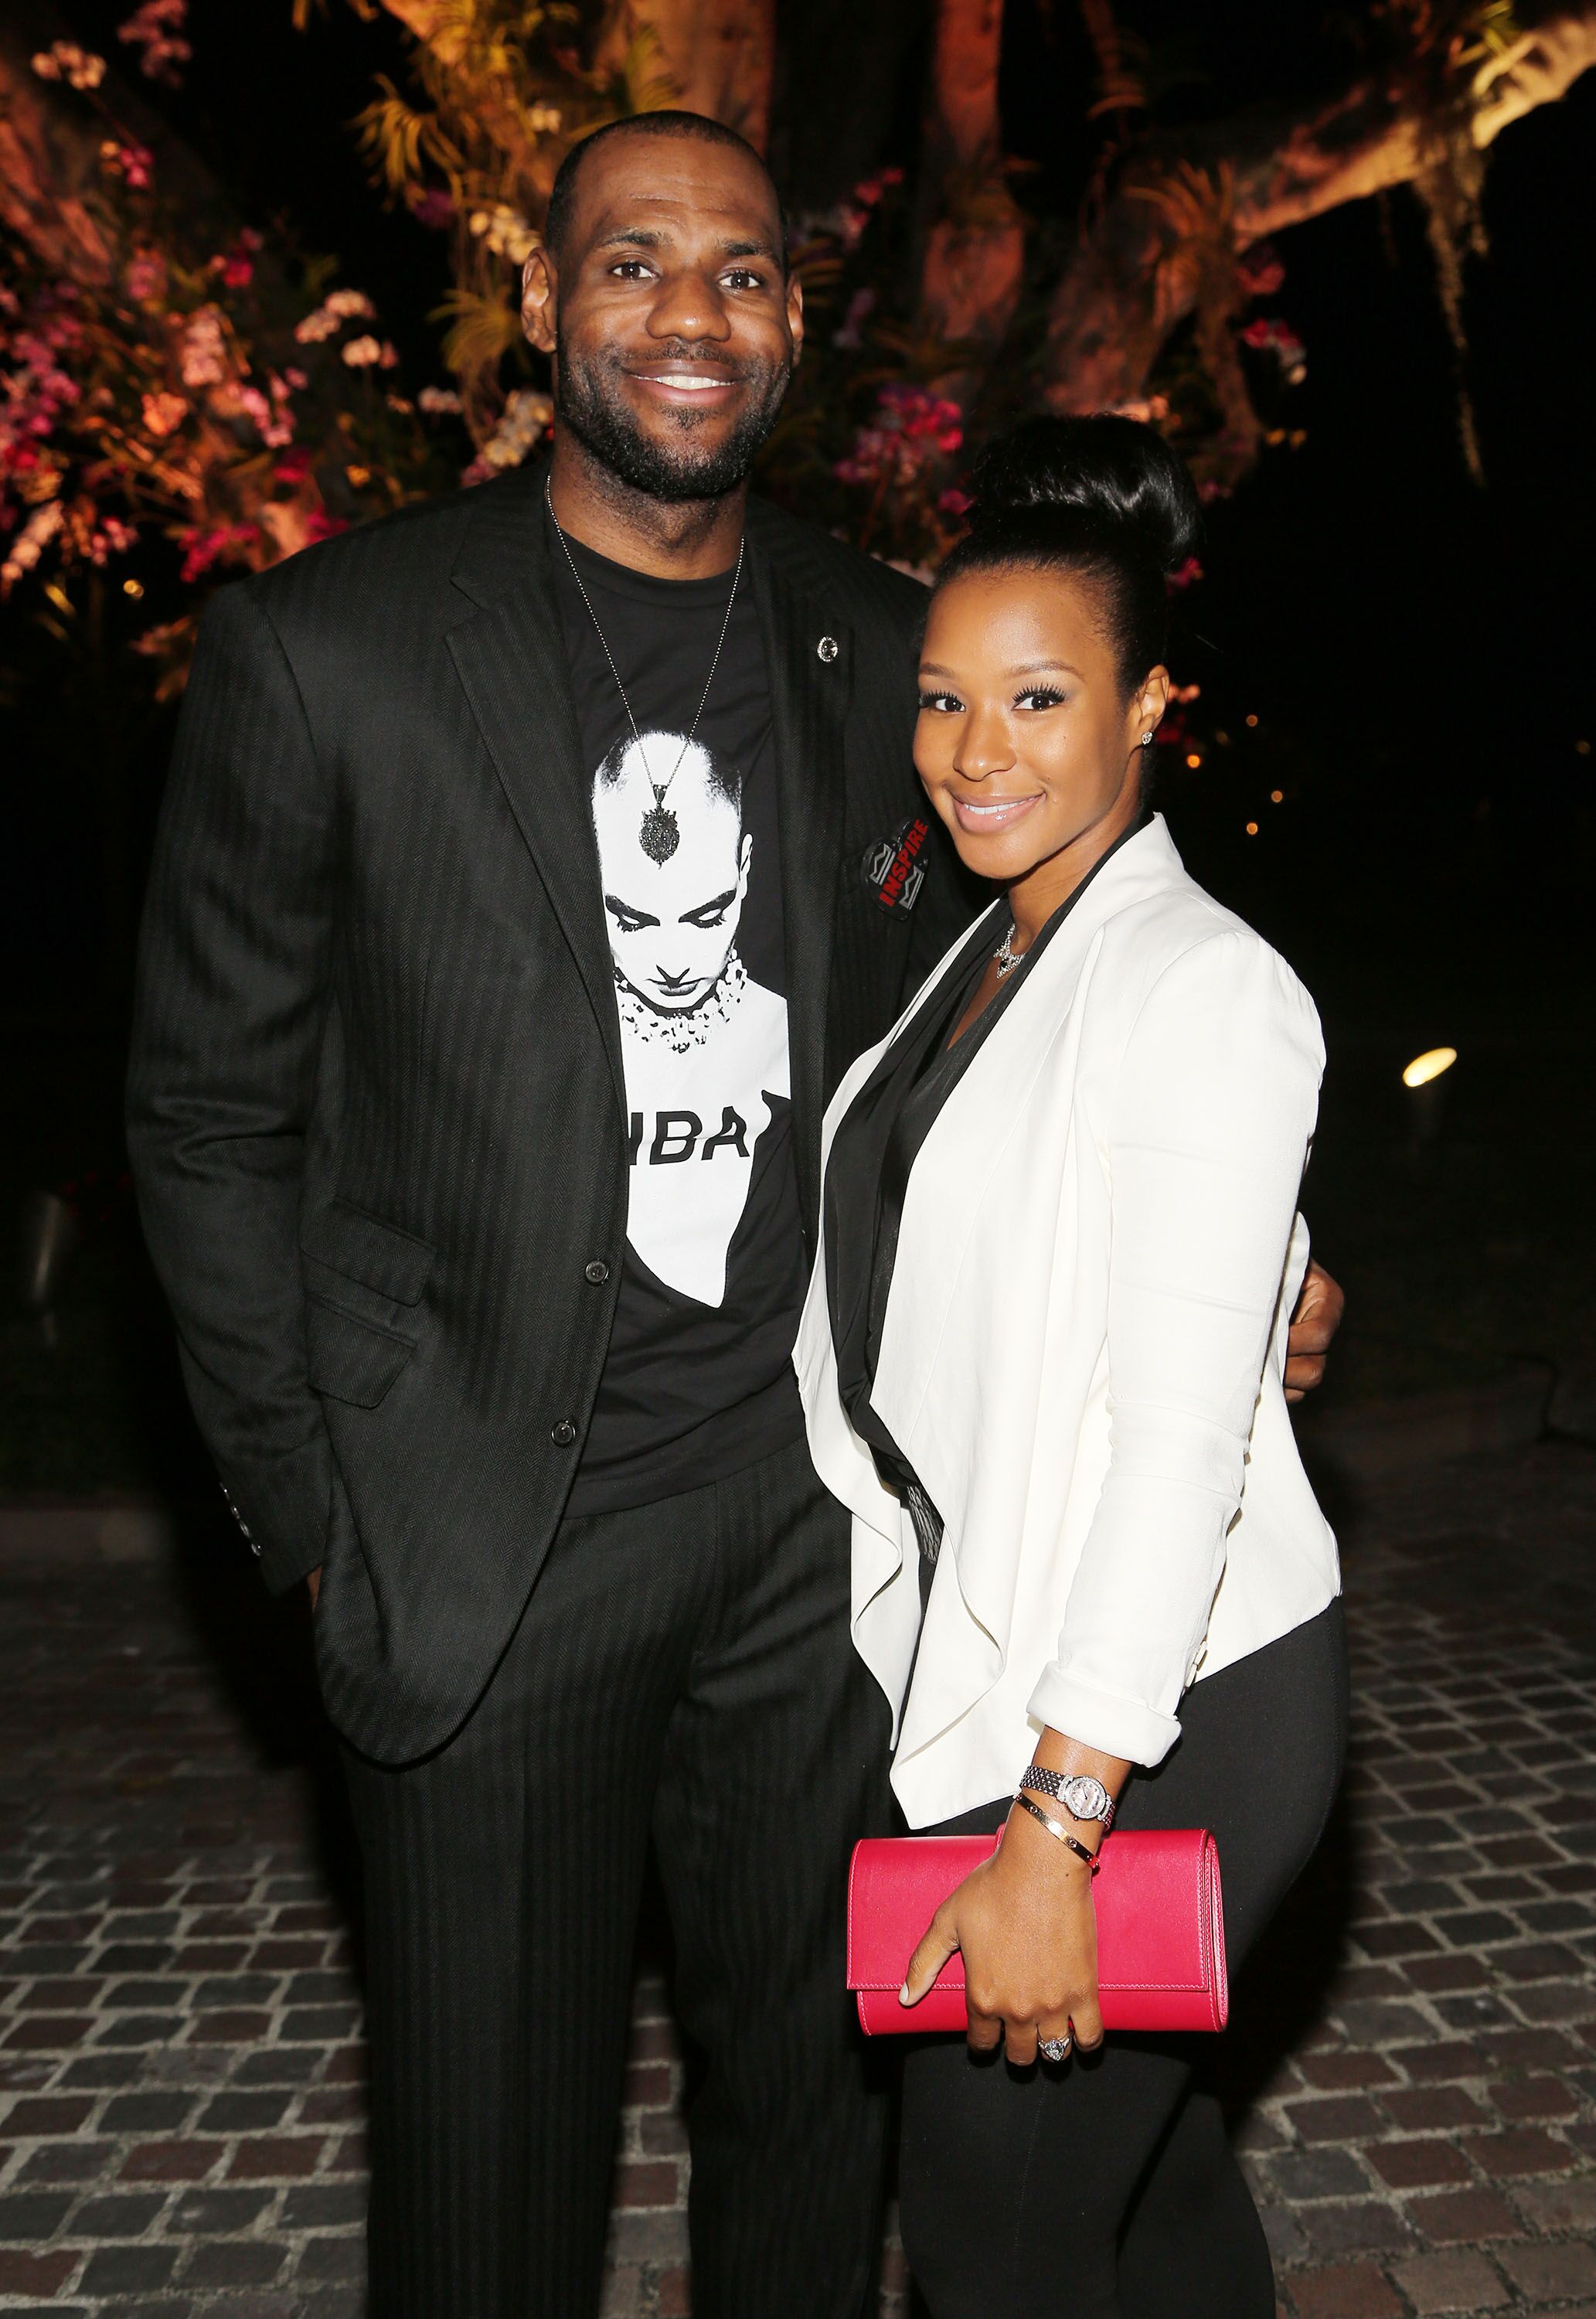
[127,461,975,1763]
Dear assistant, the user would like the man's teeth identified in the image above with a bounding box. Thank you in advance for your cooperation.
[646,374,727,390]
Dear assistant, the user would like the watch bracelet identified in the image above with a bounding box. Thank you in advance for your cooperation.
[1019,1764,1116,1827]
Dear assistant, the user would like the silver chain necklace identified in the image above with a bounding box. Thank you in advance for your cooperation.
[546,478,745,865]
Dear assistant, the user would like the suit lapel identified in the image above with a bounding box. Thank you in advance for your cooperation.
[445,465,624,1111]
[747,500,852,1242]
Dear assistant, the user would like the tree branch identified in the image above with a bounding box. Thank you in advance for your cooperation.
[1043,1,1596,410]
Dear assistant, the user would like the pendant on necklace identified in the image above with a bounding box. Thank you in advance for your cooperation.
[638,792,681,864]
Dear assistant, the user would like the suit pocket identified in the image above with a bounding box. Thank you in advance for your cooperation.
[305,1289,420,1409]
[300,1199,433,1303]
[300,1202,435,1408]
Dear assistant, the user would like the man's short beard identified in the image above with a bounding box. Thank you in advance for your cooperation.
[554,332,791,504]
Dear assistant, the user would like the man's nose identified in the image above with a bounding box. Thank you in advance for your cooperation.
[646,270,733,345]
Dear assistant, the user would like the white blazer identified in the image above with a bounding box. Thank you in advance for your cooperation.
[795,816,1340,1828]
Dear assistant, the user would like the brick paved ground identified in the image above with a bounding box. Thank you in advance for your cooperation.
[2,1439,1594,2317]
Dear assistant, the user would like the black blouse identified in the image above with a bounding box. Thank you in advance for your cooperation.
[822,818,1150,1561]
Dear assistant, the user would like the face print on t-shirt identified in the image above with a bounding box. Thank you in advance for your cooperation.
[592,730,791,1309]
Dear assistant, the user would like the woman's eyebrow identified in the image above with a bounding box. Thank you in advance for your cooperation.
[917,659,1086,680]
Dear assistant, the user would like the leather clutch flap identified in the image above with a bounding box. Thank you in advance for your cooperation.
[847,1827,1228,2035]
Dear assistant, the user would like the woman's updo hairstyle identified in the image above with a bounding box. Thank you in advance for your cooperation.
[938,414,1201,696]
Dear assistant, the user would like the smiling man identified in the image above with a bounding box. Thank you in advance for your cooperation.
[127,107,1343,2319]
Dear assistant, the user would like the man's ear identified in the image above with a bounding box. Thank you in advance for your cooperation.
[522,244,557,356]
[785,274,804,369]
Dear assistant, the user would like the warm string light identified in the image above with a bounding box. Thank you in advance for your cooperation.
[1244,822,1259,836]
[1402,1048,1457,1088]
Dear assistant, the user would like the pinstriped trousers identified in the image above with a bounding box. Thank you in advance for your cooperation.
[341,1434,893,2319]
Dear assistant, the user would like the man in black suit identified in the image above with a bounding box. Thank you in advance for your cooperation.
[128,110,1342,2319]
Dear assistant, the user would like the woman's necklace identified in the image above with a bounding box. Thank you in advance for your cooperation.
[992,922,1027,978]
[546,478,745,865]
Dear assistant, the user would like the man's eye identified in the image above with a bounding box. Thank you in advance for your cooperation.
[721,268,765,291]
[608,261,653,281]
[1016,688,1067,710]
[917,691,963,714]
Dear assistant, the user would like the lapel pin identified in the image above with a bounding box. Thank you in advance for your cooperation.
[863,816,931,914]
[816,635,839,663]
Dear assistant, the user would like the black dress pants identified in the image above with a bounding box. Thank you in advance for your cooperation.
[341,1435,893,2319]
[898,1599,1348,2319]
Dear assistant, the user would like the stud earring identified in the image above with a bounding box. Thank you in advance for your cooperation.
[1140,731,1154,748]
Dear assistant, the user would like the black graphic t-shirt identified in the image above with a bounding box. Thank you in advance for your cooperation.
[550,518,809,1514]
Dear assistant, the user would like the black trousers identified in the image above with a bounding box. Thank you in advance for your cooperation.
[899,1600,1348,2319]
[342,1435,893,2319]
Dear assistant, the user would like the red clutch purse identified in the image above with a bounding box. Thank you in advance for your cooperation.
[847,1827,1228,2035]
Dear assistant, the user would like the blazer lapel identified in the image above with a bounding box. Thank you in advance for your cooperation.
[747,500,852,1242]
[445,465,624,1111]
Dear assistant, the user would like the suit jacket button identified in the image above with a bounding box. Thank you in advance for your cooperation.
[816,635,839,663]
[584,1260,610,1285]
[551,1418,577,1446]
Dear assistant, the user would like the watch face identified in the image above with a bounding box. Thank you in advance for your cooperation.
[1060,1774,1111,1822]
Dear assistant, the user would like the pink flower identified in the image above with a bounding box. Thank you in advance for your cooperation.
[117,0,190,87]
[341,336,383,369]
[412,189,455,230]
[141,390,188,438]
[937,487,972,519]
[217,254,254,290]
[272,447,313,485]
[1239,317,1306,382]
[832,287,876,352]
[88,517,138,564]
[303,511,348,543]
[2,500,65,594]
[179,307,228,388]
[124,252,166,301]
[177,520,259,583]
[237,383,294,448]
[1166,555,1204,591]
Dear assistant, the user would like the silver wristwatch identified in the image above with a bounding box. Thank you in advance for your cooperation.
[1019,1766,1116,1830]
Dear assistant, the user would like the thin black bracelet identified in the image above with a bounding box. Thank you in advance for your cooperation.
[1011,1791,1101,1871]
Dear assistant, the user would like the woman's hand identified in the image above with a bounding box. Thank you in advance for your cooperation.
[900,1803,1103,2065]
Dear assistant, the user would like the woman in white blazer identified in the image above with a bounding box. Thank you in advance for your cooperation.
[796,416,1346,2317]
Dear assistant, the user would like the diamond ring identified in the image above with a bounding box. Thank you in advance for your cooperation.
[1039,2036,1072,2063]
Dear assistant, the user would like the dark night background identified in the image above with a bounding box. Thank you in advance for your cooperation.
[2,0,1594,1493]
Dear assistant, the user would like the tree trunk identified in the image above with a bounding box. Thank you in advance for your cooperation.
[918,0,1023,351]
[1042,2,1596,414]
[770,0,921,212]
[627,0,778,149]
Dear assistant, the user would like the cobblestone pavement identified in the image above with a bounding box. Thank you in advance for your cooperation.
[2,1439,1594,2317]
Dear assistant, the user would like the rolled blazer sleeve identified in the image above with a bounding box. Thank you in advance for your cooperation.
[126,581,337,1593]
[1026,928,1324,1764]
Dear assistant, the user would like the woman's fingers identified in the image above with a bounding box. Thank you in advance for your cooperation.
[1068,1988,1105,2052]
[900,1905,961,2008]
[1003,2019,1040,2066]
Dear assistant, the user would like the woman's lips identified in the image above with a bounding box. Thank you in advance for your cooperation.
[949,792,1043,834]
